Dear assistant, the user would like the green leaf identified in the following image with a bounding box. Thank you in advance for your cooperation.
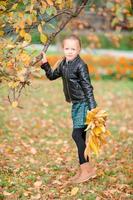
[40,33,48,44]
[116,8,124,21]
[111,17,119,27]
[23,0,29,5]
[106,2,114,9]
[46,6,56,16]
[24,33,32,42]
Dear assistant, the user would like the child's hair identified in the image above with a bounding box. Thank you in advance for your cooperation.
[62,34,81,48]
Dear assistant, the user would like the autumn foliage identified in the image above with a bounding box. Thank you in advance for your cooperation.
[0,0,88,105]
[0,0,132,106]
[84,107,111,158]
[41,55,133,80]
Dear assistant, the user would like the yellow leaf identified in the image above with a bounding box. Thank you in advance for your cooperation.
[19,20,25,29]
[30,5,34,13]
[8,81,19,88]
[0,1,7,7]
[11,3,18,10]
[0,30,4,36]
[66,0,73,8]
[85,107,111,157]
[46,0,53,5]
[19,29,26,38]
[14,81,20,87]
[19,53,30,65]
[58,3,64,9]
[38,24,42,33]
[41,1,47,9]
[55,0,62,3]
[8,81,14,88]
[71,187,79,196]
[0,106,4,111]
[6,44,15,49]
[96,109,108,118]
[99,134,107,145]
[8,81,20,88]
[89,135,99,156]
[17,68,27,74]
[8,12,13,17]
[92,135,100,150]
[100,125,106,132]
[26,17,32,25]
[40,33,47,44]
[93,127,102,136]
[18,12,24,18]
[105,130,111,136]
[31,0,36,5]
[12,101,18,108]
[41,21,45,26]
[18,75,25,82]
[24,33,32,43]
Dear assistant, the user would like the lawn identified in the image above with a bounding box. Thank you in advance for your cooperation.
[0,78,133,200]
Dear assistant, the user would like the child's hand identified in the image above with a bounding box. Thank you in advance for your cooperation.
[41,51,47,64]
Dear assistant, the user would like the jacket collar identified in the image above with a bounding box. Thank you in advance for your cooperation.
[63,54,80,65]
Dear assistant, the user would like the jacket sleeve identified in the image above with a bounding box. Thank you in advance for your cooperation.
[41,62,61,80]
[78,64,97,110]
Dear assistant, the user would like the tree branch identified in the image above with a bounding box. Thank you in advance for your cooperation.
[130,0,133,13]
[30,0,90,66]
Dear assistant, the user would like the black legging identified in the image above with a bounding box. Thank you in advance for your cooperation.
[72,126,89,164]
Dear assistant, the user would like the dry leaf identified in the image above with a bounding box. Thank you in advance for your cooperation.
[31,193,41,199]
[85,107,111,158]
[24,33,32,43]
[38,24,42,33]
[34,180,42,188]
[3,191,12,196]
[30,147,37,154]
[71,187,79,196]
[12,101,18,108]
[40,33,47,44]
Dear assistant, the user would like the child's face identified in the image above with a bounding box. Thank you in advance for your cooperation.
[63,39,80,61]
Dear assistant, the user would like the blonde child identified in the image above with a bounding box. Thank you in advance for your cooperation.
[40,35,97,183]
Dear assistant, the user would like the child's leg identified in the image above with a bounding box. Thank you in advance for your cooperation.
[70,127,96,183]
[72,127,89,164]
[81,125,87,143]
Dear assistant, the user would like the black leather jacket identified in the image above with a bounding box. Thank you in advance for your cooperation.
[41,55,97,110]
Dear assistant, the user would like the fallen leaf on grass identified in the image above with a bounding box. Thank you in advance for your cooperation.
[3,191,12,196]
[52,180,62,185]
[71,187,79,196]
[34,181,42,188]
[12,101,18,108]
[30,147,37,154]
[96,197,101,200]
[31,193,41,200]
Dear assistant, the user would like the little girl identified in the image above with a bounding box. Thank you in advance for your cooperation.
[40,35,97,183]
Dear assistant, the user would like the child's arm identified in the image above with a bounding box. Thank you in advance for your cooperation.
[78,64,97,110]
[40,52,62,80]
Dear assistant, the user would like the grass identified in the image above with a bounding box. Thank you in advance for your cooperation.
[0,79,133,200]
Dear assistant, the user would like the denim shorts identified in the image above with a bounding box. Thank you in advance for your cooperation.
[71,101,90,129]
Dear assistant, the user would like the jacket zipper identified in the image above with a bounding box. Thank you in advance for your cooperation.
[65,66,72,102]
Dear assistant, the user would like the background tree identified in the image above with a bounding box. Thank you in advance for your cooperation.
[65,0,133,49]
[0,0,132,107]
[0,0,90,107]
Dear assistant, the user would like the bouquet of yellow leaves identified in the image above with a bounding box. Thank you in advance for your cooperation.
[84,107,111,159]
